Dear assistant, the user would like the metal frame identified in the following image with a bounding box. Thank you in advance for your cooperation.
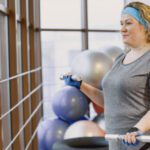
[40,28,120,32]
[21,0,32,147]
[29,0,42,149]
[0,0,43,149]
[81,0,88,50]
[8,0,22,149]
[39,0,121,51]
[34,0,43,121]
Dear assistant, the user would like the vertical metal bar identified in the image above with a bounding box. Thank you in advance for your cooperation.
[36,0,43,120]
[0,86,3,150]
[37,0,43,119]
[8,0,21,149]
[34,0,43,121]
[81,0,88,50]
[20,0,32,148]
[29,0,39,149]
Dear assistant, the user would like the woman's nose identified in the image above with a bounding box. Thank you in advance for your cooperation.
[120,25,127,33]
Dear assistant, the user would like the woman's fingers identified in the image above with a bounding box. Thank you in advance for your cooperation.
[123,132,137,144]
[60,72,72,79]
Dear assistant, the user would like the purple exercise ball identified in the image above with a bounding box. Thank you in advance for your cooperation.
[38,118,69,150]
[52,86,89,123]
[44,118,69,150]
[37,120,50,150]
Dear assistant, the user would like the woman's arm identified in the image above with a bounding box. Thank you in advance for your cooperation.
[80,81,104,107]
[123,110,150,145]
[61,74,104,107]
[134,110,150,133]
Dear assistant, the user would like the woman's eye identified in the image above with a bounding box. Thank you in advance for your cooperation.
[126,22,132,25]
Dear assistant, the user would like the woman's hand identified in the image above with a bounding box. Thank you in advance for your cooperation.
[122,127,143,147]
[60,74,82,89]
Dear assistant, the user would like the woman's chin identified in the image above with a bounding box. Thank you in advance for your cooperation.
[123,42,134,49]
[123,40,130,46]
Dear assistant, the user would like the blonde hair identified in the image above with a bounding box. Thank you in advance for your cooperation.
[124,2,150,43]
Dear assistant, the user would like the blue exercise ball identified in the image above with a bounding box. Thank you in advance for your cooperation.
[52,86,89,123]
[44,118,69,150]
[37,120,54,150]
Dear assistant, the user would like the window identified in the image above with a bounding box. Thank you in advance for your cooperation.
[0,0,7,6]
[88,0,124,30]
[41,0,81,29]
[89,32,123,49]
[40,0,124,120]
[41,31,82,118]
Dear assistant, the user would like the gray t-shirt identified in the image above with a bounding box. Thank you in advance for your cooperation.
[102,51,150,134]
[102,51,150,150]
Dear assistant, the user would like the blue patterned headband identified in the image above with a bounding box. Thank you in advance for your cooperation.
[122,7,147,28]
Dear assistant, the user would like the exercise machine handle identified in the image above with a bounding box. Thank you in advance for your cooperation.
[105,134,150,143]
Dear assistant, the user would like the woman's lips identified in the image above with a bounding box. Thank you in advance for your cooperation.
[122,35,129,38]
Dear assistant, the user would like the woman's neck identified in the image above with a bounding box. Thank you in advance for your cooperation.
[128,43,150,53]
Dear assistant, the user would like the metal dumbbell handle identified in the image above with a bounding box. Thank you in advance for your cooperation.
[105,134,150,143]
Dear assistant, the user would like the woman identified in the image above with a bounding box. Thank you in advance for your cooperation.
[62,2,150,150]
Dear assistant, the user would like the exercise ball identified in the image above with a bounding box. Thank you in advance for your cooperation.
[93,113,105,131]
[99,46,123,63]
[64,120,105,140]
[53,137,108,150]
[44,118,69,150]
[37,120,50,150]
[71,50,112,89]
[52,86,89,123]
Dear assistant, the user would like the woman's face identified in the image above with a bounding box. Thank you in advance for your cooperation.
[120,14,147,47]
